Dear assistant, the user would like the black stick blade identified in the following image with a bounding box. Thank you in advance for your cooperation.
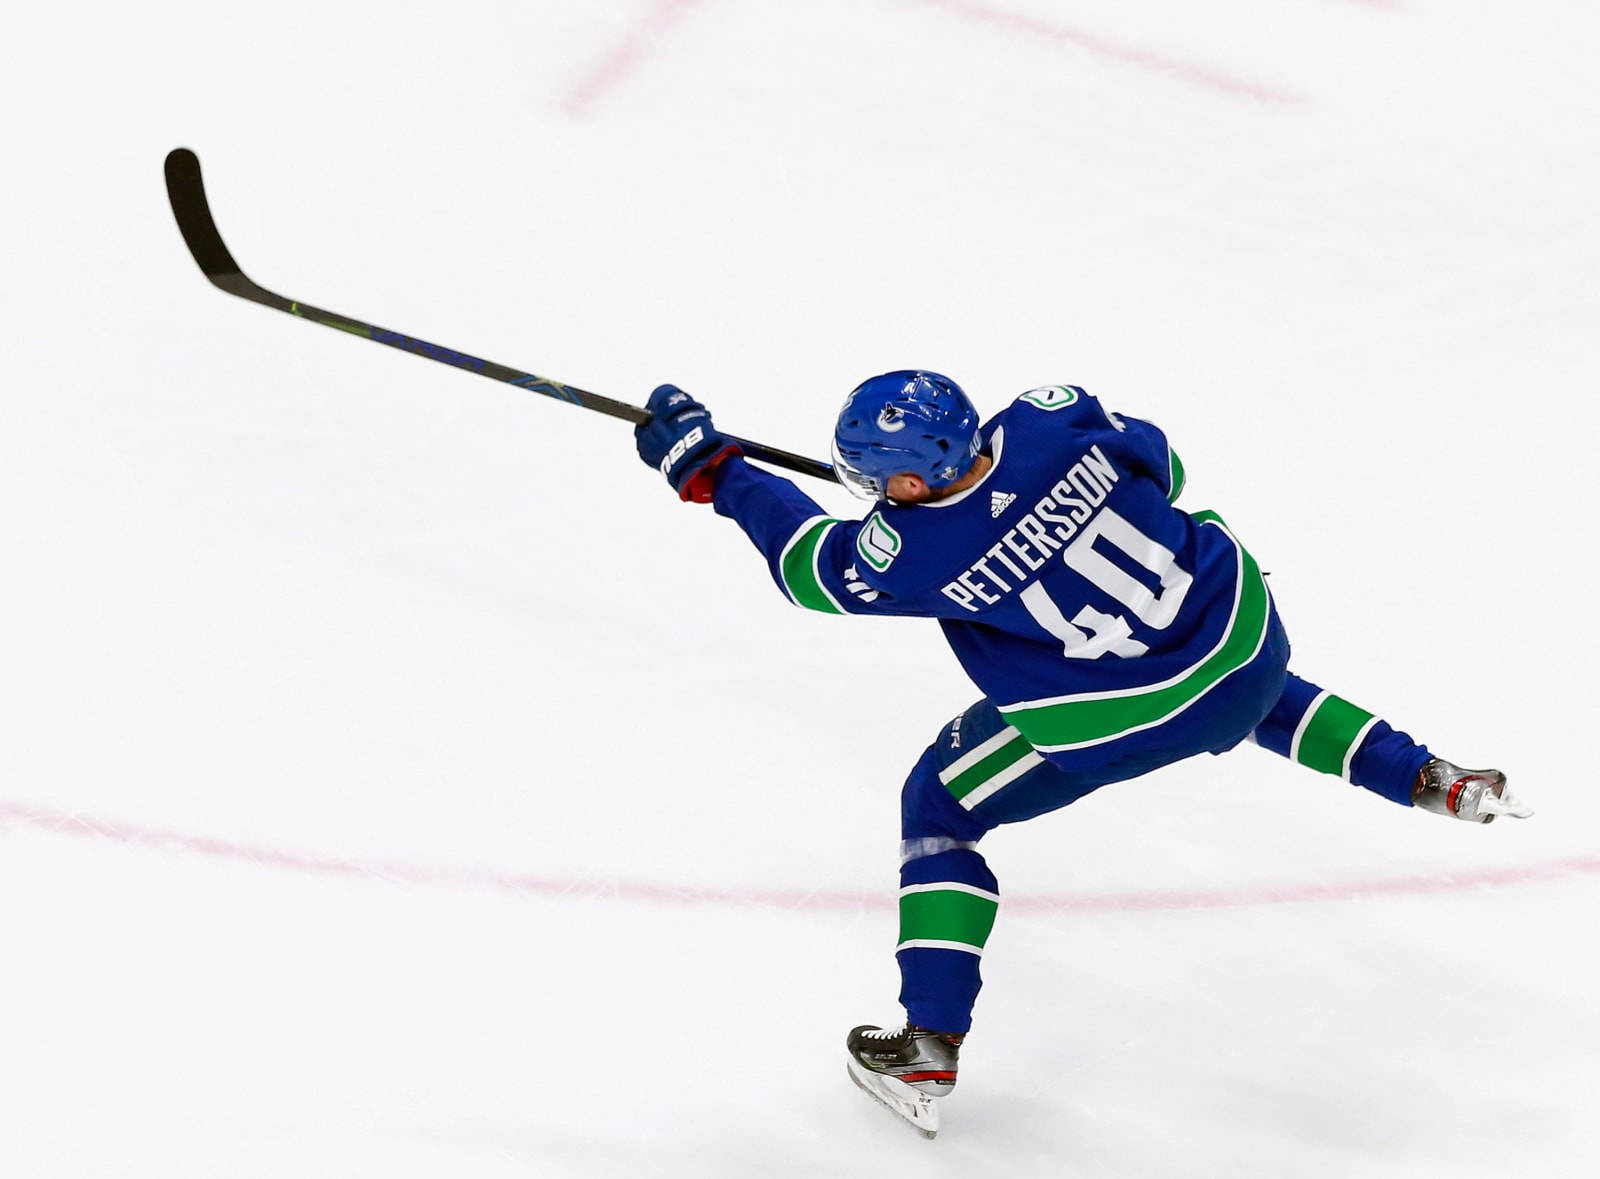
[165,149,242,283]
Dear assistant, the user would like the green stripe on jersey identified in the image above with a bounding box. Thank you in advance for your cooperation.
[778,517,845,614]
[898,886,1000,952]
[1167,448,1186,503]
[999,513,1269,751]
[1294,694,1377,779]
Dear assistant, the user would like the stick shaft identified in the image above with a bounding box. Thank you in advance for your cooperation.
[163,148,836,482]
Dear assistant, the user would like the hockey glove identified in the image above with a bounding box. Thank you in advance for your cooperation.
[634,384,740,503]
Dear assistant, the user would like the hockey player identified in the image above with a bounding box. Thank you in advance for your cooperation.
[633,372,1530,1138]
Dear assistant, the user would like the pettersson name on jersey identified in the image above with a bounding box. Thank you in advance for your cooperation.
[939,444,1119,613]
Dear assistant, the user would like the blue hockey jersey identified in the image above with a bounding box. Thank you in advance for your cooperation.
[713,385,1278,768]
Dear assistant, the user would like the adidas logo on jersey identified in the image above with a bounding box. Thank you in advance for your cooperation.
[990,490,1016,517]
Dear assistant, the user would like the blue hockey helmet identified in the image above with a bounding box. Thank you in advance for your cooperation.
[831,371,982,501]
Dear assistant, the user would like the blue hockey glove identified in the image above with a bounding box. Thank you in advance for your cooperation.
[634,384,740,503]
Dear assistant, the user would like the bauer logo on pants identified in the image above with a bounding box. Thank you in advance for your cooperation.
[857,512,902,572]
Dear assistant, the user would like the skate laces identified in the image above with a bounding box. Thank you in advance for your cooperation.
[856,1024,964,1047]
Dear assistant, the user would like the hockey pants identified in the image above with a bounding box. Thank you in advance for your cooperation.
[894,655,1434,1034]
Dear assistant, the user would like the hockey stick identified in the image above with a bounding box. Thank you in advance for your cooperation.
[162,147,836,483]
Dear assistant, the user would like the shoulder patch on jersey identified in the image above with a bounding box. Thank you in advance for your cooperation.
[856,511,902,572]
[1019,385,1082,411]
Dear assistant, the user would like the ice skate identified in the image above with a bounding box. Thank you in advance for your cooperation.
[846,1023,962,1139]
[1412,757,1532,822]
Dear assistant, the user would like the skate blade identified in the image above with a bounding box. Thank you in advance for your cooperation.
[847,1056,941,1139]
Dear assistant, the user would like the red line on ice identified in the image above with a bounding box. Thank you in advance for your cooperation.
[5,799,1594,915]
[913,0,1305,106]
[559,0,703,116]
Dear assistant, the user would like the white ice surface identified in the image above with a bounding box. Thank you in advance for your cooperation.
[2,2,1597,1175]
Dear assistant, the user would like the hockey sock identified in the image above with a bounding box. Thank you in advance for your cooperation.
[895,848,999,1035]
[1254,673,1432,805]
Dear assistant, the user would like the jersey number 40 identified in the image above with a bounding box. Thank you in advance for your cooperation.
[1019,507,1192,659]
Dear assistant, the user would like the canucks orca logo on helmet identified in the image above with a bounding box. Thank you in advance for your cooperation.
[832,371,982,500]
